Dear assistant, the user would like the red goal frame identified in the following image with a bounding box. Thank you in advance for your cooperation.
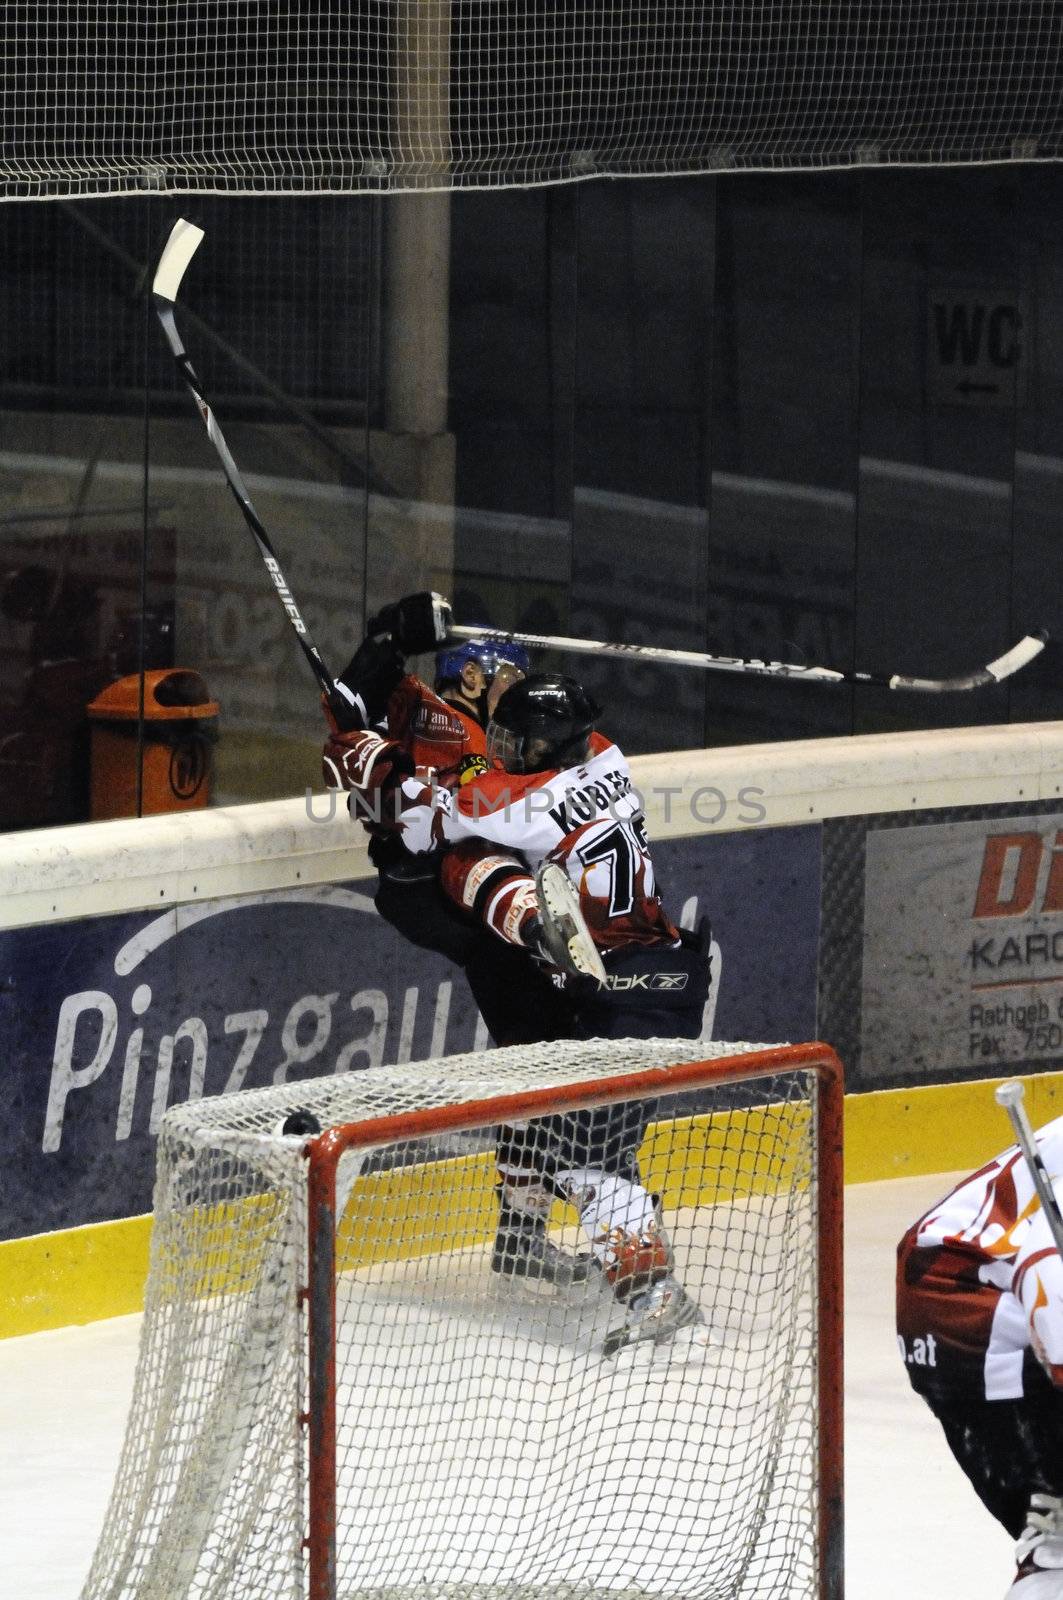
[303,1042,845,1600]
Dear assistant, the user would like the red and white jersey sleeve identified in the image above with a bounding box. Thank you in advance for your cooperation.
[912,1116,1063,1384]
[397,733,679,950]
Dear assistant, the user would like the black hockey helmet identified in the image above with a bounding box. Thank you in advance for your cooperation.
[487,673,601,774]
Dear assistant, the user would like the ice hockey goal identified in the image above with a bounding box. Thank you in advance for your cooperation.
[81,1036,843,1600]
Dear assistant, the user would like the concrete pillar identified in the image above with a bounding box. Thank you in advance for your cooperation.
[375,0,456,605]
[384,193,451,439]
[385,0,452,438]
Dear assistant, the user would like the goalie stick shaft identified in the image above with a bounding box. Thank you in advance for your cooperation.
[446,624,1048,693]
[151,218,336,704]
[996,1080,1063,1261]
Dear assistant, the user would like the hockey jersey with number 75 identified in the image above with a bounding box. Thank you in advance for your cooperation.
[396,732,680,951]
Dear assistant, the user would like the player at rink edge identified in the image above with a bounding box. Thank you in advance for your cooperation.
[321,593,602,1288]
[393,670,714,1356]
[322,591,602,990]
[897,1116,1063,1596]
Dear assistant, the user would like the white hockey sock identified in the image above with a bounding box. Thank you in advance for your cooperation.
[553,1168,658,1267]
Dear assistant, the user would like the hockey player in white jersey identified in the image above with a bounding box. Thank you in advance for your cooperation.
[395,672,714,1355]
[321,599,598,1288]
[897,1115,1063,1596]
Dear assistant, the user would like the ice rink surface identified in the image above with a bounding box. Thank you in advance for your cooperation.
[0,1171,1018,1600]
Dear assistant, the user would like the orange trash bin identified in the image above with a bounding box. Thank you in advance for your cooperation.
[87,669,219,820]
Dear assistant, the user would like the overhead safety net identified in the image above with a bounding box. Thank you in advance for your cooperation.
[3,2,1062,200]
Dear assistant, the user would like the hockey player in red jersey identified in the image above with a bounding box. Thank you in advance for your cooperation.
[393,672,714,1355]
[321,596,601,1287]
[897,1118,1063,1596]
[322,593,600,992]
[323,592,524,799]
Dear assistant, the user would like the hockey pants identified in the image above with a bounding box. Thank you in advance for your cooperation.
[915,1359,1063,1537]
[497,937,711,1188]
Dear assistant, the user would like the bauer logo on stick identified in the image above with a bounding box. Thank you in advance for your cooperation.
[264,556,307,635]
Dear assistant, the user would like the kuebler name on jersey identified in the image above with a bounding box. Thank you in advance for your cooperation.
[545,766,635,830]
[435,764,637,829]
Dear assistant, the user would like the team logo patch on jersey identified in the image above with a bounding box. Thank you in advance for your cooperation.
[457,753,489,785]
[604,972,689,992]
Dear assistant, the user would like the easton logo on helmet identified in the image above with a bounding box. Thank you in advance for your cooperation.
[487,673,601,774]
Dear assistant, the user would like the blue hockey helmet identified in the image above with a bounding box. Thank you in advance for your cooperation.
[434,634,531,690]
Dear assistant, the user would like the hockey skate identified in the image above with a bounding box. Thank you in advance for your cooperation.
[1004,1495,1063,1597]
[601,1274,705,1358]
[527,861,606,984]
[490,1206,592,1288]
[597,1220,706,1356]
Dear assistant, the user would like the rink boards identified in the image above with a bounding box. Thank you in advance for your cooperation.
[4,720,1063,1335]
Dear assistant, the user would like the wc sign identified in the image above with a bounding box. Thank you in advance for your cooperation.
[927,286,1027,408]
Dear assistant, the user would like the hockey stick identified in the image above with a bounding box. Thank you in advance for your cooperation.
[996,1080,1063,1259]
[151,217,339,706]
[446,622,1048,694]
[67,201,394,495]
[151,217,1047,704]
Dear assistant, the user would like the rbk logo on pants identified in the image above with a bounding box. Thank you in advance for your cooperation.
[605,972,689,992]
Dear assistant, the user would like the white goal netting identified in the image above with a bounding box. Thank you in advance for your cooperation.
[80,1036,842,1600]
[3,3,1062,200]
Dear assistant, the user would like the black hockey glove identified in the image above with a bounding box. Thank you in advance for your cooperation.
[366,591,452,655]
[330,635,407,731]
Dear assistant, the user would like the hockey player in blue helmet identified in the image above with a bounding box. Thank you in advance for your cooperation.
[322,594,594,1287]
[433,636,532,730]
[325,591,529,762]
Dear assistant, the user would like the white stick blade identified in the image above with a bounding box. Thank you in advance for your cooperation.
[153,218,205,303]
[987,634,1047,682]
[995,1080,1025,1108]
